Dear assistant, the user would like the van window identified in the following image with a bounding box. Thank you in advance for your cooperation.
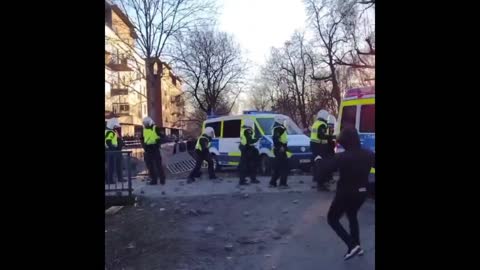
[205,121,221,137]
[223,120,241,138]
[256,118,274,135]
[359,104,375,133]
[284,118,303,135]
[340,105,357,130]
[254,123,262,137]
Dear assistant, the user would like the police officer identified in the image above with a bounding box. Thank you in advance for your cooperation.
[105,118,124,184]
[141,116,166,185]
[310,109,331,191]
[269,117,292,189]
[326,114,337,183]
[239,118,260,185]
[187,127,218,183]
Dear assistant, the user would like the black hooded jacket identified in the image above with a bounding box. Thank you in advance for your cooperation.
[320,128,375,195]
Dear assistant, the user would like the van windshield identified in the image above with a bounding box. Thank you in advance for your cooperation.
[256,116,303,135]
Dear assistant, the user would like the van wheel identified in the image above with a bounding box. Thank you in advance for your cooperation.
[259,154,271,176]
[212,154,222,172]
[299,164,312,174]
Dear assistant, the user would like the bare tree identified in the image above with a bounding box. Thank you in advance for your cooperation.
[305,0,352,111]
[172,28,247,116]
[248,75,273,111]
[334,0,375,71]
[280,32,316,128]
[260,48,300,124]
[113,0,216,122]
[257,34,325,128]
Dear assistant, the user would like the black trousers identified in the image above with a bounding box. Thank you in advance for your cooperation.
[327,192,367,249]
[189,150,215,179]
[314,159,331,187]
[270,153,288,186]
[144,149,165,184]
[239,148,258,183]
[310,141,331,184]
[106,151,123,184]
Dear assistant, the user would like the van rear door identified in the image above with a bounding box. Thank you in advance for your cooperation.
[358,103,375,153]
[219,119,242,163]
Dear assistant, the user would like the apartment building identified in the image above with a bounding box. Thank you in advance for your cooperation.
[105,0,147,137]
[150,59,186,137]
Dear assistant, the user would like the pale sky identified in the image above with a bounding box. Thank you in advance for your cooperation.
[218,0,308,112]
[218,0,307,77]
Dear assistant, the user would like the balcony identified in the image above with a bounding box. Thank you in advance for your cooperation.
[105,50,111,64]
[171,95,185,106]
[106,56,133,72]
[110,87,128,97]
[112,103,130,116]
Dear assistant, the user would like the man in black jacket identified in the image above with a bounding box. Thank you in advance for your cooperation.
[141,117,166,185]
[318,127,375,260]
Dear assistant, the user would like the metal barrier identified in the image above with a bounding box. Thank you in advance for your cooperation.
[122,139,142,149]
[105,151,135,206]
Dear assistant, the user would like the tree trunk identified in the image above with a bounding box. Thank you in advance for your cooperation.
[329,64,341,112]
[299,104,308,129]
[145,59,161,125]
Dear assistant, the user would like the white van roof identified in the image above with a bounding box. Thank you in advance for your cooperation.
[204,112,281,123]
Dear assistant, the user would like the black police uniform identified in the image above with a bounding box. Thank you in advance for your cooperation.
[269,123,289,187]
[238,126,259,185]
[310,118,332,190]
[105,128,124,184]
[188,134,217,183]
[141,125,166,185]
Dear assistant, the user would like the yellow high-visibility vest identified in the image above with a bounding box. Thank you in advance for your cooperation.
[143,126,160,145]
[310,120,328,144]
[240,127,255,146]
[105,130,118,148]
[195,135,211,151]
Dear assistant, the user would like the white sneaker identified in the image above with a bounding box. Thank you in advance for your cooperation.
[358,248,364,256]
[344,245,361,261]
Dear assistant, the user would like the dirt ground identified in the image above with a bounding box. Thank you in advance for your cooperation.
[105,181,375,270]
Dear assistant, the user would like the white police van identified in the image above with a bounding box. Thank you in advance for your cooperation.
[202,111,312,174]
[335,87,375,196]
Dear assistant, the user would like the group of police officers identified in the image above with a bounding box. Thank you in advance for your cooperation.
[105,112,373,261]
[105,117,166,186]
[105,109,337,190]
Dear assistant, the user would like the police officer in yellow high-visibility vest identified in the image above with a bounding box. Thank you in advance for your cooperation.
[310,109,332,191]
[105,118,124,184]
[141,117,166,185]
[269,117,292,188]
[187,126,218,183]
[238,118,260,185]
